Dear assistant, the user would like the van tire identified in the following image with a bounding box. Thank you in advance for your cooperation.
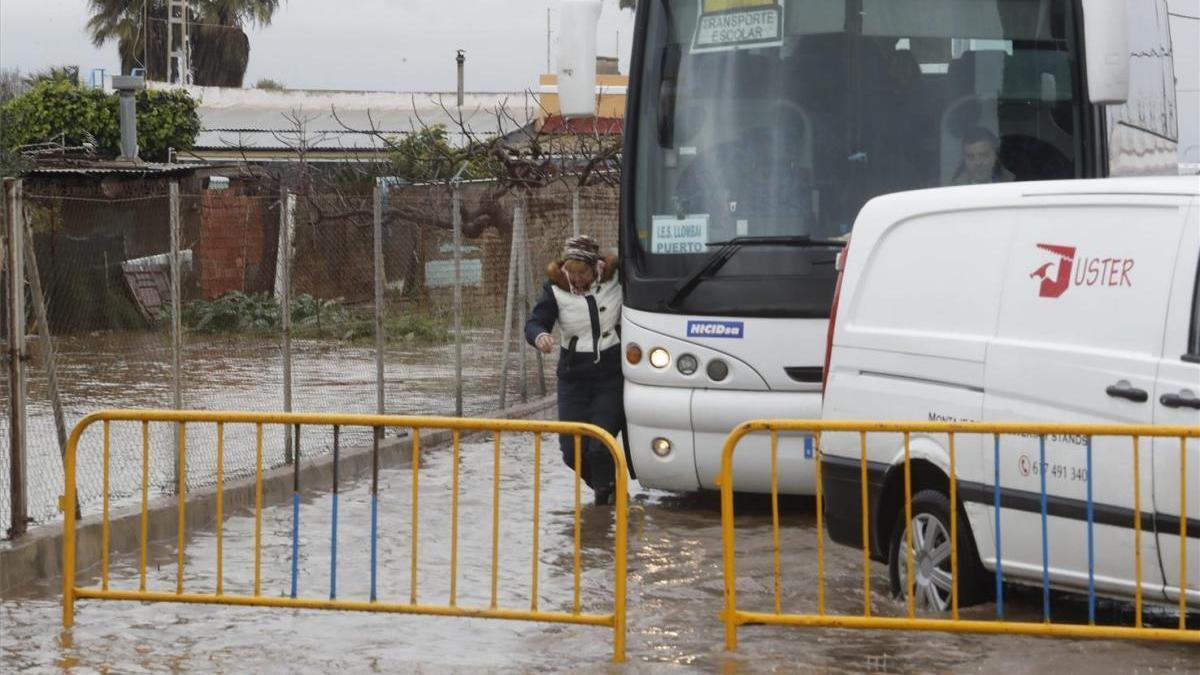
[887,489,988,611]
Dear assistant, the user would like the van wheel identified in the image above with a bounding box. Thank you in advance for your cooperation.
[888,489,987,612]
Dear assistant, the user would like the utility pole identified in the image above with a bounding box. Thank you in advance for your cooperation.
[547,8,552,73]
[168,0,191,84]
[456,50,466,109]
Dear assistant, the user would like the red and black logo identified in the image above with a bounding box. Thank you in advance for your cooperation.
[1030,244,1076,298]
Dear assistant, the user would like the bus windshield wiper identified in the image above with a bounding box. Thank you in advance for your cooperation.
[664,235,846,310]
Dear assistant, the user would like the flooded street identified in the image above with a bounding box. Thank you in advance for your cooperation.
[3,432,1197,673]
[2,330,552,532]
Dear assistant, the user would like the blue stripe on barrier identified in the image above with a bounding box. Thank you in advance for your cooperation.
[291,493,300,599]
[1040,435,1050,622]
[1086,436,1096,624]
[370,495,379,602]
[332,425,340,600]
[994,434,1004,620]
[330,493,339,600]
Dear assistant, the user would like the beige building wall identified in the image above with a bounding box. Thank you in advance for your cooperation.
[537,73,629,122]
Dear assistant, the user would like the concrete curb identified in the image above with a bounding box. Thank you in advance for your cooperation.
[0,396,556,596]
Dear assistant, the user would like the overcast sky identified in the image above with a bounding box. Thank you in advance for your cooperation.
[0,0,637,91]
[1,0,1196,155]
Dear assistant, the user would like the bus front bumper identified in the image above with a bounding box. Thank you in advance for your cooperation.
[625,380,823,494]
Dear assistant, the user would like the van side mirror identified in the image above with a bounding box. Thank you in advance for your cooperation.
[558,0,602,118]
[1081,0,1130,105]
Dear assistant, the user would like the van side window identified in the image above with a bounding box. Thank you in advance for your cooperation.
[1189,254,1200,363]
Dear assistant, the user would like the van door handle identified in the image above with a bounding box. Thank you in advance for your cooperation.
[1160,392,1200,410]
[1106,383,1148,403]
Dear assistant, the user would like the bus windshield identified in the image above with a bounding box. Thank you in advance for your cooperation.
[626,0,1083,317]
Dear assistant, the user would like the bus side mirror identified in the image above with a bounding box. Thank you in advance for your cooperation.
[558,0,602,118]
[1081,0,1130,105]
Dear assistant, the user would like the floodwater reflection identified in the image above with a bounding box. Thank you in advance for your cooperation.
[3,436,1198,672]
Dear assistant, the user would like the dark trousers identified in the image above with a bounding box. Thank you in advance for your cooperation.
[556,373,624,491]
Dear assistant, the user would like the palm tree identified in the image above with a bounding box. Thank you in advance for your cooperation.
[87,0,281,87]
[191,0,281,87]
[87,0,168,81]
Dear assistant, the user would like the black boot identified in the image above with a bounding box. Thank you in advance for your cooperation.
[593,483,615,506]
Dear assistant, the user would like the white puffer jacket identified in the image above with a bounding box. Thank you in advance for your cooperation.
[524,256,623,378]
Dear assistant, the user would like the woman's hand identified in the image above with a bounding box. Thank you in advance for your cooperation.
[535,333,556,354]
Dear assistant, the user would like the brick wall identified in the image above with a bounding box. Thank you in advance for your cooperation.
[193,182,618,307]
[198,191,274,299]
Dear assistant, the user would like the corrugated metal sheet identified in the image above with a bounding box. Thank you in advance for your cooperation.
[190,87,536,151]
[25,162,200,176]
[121,251,192,322]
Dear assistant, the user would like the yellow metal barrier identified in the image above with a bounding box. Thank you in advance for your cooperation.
[61,410,628,663]
[719,420,1200,649]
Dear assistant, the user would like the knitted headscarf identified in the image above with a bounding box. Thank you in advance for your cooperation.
[562,235,601,265]
[561,235,606,362]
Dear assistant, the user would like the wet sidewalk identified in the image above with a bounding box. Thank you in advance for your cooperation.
[3,434,1198,673]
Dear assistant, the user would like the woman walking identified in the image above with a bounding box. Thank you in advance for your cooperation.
[524,235,624,505]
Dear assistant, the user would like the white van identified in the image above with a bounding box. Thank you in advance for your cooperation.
[821,177,1199,611]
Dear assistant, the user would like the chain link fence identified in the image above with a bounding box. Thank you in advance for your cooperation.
[1,175,619,540]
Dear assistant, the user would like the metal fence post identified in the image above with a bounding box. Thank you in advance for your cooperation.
[4,179,28,538]
[169,181,183,489]
[514,195,530,403]
[452,184,464,417]
[526,203,547,397]
[572,188,581,238]
[373,184,385,416]
[497,201,521,410]
[279,189,295,462]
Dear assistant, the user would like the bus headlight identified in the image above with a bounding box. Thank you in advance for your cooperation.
[648,347,671,369]
[707,359,729,382]
[676,354,698,375]
[651,437,672,457]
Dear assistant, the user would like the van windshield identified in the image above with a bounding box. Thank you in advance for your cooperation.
[625,0,1083,317]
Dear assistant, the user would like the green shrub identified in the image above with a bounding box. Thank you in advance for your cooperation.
[0,80,199,162]
[182,292,279,333]
[134,88,201,160]
[0,80,117,155]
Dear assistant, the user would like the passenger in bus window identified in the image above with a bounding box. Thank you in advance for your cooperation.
[951,127,1015,185]
[524,235,625,505]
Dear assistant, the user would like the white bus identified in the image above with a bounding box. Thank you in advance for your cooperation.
[562,0,1180,494]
